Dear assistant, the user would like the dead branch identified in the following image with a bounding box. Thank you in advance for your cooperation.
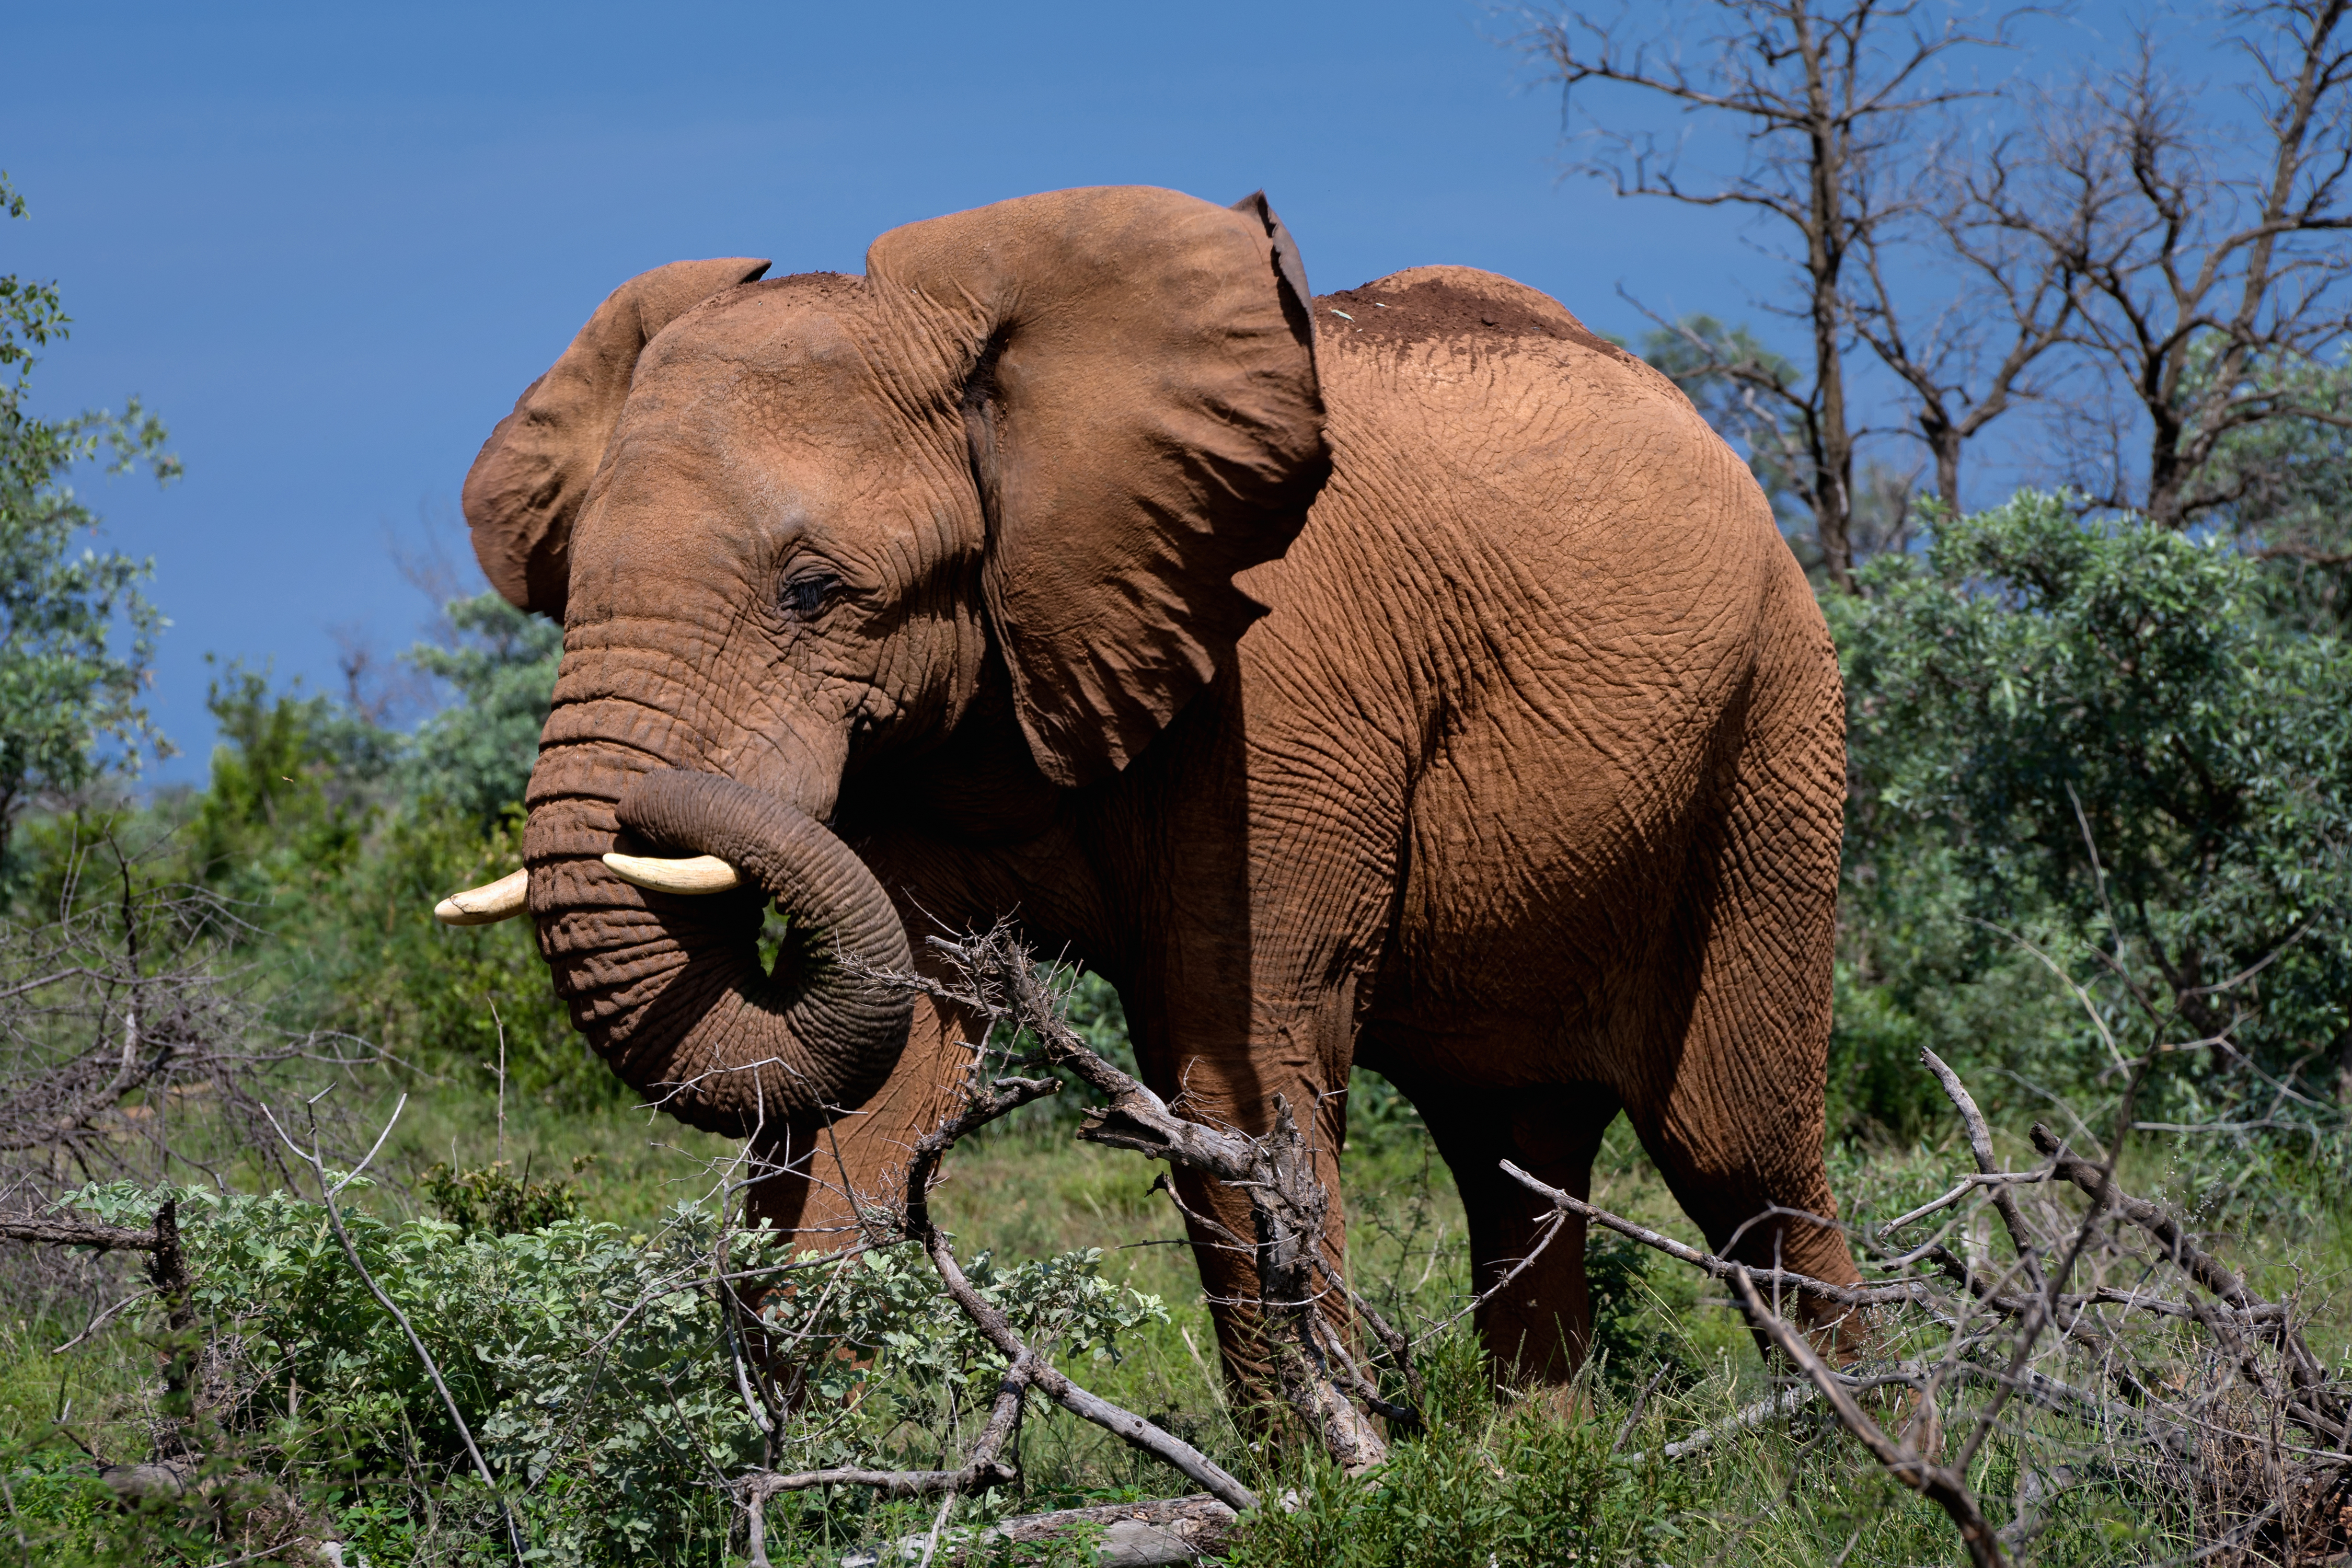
[926,927,1390,1471]
[1921,1047,2049,1298]
[1498,1160,1926,1312]
[1732,1266,2013,1568]
[739,1369,1028,1568]
[895,1061,1260,1510]
[0,839,372,1247]
[1484,1023,2352,1563]
[0,1214,161,1252]
[2031,1121,2349,1449]
[1631,1382,1821,1463]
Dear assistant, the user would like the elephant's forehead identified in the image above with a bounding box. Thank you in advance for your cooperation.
[602,293,938,506]
[631,292,885,432]
[572,297,968,590]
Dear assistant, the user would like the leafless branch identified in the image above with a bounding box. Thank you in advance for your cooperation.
[265,1094,526,1567]
[1514,0,2025,582]
[1732,1265,2013,1568]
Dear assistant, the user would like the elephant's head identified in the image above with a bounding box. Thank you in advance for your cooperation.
[435,187,1326,1135]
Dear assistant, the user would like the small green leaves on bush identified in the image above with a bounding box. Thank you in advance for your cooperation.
[421,1154,596,1235]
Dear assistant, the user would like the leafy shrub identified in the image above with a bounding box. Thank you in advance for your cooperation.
[51,1181,1165,1566]
[762,1243,1167,1416]
[1831,490,2352,1145]
[420,1154,596,1235]
[1226,1333,1703,1568]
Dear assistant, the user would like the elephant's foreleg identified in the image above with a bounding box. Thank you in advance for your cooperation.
[741,988,974,1247]
[1158,1078,1355,1399]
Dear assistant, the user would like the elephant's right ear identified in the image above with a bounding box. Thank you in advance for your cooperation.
[867,188,1327,789]
[463,257,771,620]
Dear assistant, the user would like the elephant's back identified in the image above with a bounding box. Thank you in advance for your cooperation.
[1291,263,1795,714]
[1249,266,1828,1043]
[1307,264,1759,546]
[1313,266,1637,369]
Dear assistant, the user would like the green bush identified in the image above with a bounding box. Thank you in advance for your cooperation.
[1831,490,2352,1147]
[420,1154,597,1235]
[37,1181,1165,1566]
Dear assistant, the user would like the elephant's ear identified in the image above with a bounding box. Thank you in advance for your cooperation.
[867,187,1327,788]
[463,257,771,619]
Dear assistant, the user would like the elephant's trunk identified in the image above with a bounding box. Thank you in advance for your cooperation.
[523,755,913,1135]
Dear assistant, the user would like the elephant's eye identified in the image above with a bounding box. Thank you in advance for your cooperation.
[779,573,837,622]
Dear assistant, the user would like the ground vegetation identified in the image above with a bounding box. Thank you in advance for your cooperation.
[8,9,2352,1554]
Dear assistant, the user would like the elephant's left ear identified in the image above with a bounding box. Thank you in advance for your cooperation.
[463,256,772,620]
[868,186,1328,788]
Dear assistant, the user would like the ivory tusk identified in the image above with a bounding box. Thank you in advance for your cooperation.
[433,867,531,927]
[602,852,745,896]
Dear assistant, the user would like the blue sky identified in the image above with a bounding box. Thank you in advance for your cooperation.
[4,1,2144,783]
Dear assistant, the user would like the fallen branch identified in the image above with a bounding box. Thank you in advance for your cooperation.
[0,1215,161,1252]
[1732,1266,2011,1568]
[1920,1048,2047,1299]
[1641,1383,1820,1462]
[840,1493,1239,1568]
[1497,1161,1922,1311]
[738,1371,1027,1568]
[2030,1122,2348,1448]
[925,929,1389,1471]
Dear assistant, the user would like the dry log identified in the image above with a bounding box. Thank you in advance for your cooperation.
[839,1494,1238,1567]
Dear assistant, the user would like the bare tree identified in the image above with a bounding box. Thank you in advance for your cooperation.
[1517,0,2016,587]
[1965,2,2352,526]
[0,826,373,1314]
[1851,142,2083,511]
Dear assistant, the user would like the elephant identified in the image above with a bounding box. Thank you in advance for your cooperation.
[434,184,1861,1392]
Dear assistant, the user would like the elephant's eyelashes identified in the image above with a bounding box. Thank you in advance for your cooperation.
[778,573,838,621]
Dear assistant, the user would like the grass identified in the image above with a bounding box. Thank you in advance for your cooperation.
[4,1062,2348,1565]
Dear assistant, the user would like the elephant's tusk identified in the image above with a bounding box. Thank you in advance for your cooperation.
[602,852,745,896]
[433,868,531,926]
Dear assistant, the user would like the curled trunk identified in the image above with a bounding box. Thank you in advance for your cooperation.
[525,759,913,1135]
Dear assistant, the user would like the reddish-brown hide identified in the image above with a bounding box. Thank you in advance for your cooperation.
[462,186,1858,1389]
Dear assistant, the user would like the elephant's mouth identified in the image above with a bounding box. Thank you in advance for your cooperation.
[434,767,915,1134]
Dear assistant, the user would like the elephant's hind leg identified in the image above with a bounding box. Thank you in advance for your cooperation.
[1617,628,1860,1342]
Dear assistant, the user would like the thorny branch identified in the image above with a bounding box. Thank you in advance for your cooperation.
[1509,1041,2350,1565]
[726,932,1273,1562]
[1733,1264,2014,1568]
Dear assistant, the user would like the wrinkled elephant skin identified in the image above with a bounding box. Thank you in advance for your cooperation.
[461,186,1859,1389]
